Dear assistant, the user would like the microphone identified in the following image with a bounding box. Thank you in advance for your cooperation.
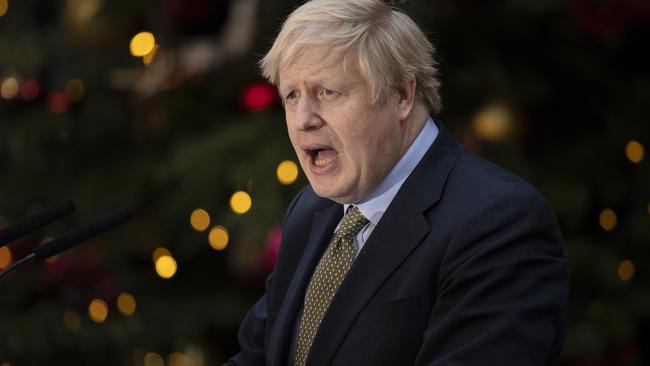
[0,200,76,248]
[0,207,132,280]
[34,207,132,260]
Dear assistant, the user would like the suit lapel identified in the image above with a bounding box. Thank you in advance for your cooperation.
[306,121,463,366]
[268,202,342,366]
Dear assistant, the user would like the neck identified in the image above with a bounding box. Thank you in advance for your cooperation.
[400,103,429,156]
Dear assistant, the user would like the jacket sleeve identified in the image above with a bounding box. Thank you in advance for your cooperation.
[225,187,309,365]
[415,184,569,365]
[225,277,271,366]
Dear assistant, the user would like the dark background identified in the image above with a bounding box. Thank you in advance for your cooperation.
[0,0,649,365]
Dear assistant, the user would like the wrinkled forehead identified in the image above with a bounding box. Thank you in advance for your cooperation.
[285,44,346,71]
[279,44,359,84]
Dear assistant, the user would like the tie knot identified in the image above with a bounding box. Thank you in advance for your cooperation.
[335,206,369,241]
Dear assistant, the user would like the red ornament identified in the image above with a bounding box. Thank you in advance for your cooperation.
[47,92,70,114]
[241,83,277,111]
[20,79,40,101]
[261,225,282,270]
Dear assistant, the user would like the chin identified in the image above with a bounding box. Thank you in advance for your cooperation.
[310,184,343,202]
[313,186,362,204]
[311,185,337,200]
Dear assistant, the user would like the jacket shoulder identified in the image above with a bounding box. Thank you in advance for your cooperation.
[446,149,548,205]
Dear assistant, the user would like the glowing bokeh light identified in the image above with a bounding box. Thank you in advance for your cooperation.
[277,160,299,185]
[144,352,164,366]
[143,44,159,66]
[169,352,191,366]
[1,362,12,366]
[20,79,39,101]
[618,260,635,282]
[472,104,513,141]
[0,246,12,270]
[152,247,171,263]
[67,0,102,22]
[130,32,156,57]
[230,191,252,214]
[117,292,136,316]
[208,225,229,251]
[599,208,617,232]
[48,92,70,114]
[242,83,277,111]
[1,77,19,99]
[625,140,645,164]
[65,79,85,102]
[0,0,8,17]
[88,299,108,323]
[63,309,81,331]
[190,208,211,232]
[155,255,177,279]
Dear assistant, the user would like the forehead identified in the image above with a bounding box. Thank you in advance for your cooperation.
[278,45,361,87]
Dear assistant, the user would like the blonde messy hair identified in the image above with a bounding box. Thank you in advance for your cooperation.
[260,0,442,115]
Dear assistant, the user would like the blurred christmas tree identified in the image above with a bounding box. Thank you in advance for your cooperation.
[0,0,648,365]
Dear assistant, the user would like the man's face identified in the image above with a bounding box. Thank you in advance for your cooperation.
[278,46,407,204]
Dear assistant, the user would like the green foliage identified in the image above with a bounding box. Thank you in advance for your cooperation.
[0,0,648,364]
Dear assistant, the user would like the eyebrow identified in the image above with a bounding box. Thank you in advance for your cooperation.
[279,73,358,94]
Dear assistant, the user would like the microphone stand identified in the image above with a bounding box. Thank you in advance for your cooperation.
[0,253,36,280]
[0,207,131,281]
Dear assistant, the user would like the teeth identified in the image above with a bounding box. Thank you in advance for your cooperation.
[314,157,333,166]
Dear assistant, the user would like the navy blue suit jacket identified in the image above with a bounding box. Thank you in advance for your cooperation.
[227,121,569,365]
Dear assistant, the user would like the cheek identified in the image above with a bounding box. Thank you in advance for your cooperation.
[332,109,371,143]
[361,120,402,163]
[284,115,298,140]
[340,128,386,172]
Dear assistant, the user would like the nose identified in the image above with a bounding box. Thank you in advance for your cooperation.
[294,95,323,131]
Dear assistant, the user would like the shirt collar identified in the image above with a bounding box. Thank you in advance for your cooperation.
[344,117,439,225]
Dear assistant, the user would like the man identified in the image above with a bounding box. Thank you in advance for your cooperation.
[227,0,569,365]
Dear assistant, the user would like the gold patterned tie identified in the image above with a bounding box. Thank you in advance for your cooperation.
[293,206,369,366]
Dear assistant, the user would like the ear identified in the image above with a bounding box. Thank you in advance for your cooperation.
[396,77,417,121]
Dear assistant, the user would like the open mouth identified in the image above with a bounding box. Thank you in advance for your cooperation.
[305,147,338,169]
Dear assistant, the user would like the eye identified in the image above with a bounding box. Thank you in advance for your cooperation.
[320,88,338,98]
[285,90,299,102]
